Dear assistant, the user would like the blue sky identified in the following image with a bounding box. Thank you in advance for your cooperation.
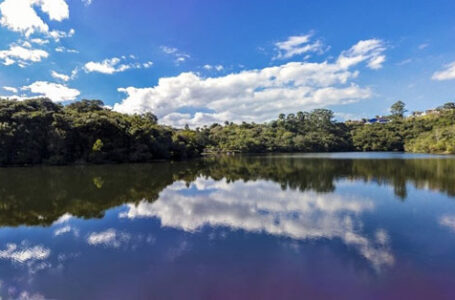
[0,0,454,126]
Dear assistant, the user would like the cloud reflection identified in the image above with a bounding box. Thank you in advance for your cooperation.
[87,229,131,248]
[439,215,455,232]
[0,243,50,264]
[120,178,394,269]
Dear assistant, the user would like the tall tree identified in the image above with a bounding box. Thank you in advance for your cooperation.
[390,101,407,118]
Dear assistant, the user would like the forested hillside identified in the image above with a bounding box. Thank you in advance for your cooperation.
[0,98,207,165]
[0,98,453,166]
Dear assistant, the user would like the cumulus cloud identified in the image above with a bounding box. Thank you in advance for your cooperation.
[39,0,69,21]
[0,44,48,66]
[432,61,455,81]
[22,81,80,102]
[274,33,325,59]
[120,178,394,269]
[114,39,385,127]
[84,57,152,74]
[0,0,69,36]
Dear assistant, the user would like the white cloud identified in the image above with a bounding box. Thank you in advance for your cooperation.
[203,64,224,71]
[161,45,190,64]
[114,39,385,127]
[120,178,394,270]
[39,0,69,21]
[84,57,152,74]
[0,0,48,35]
[0,0,69,36]
[87,229,131,248]
[418,43,429,50]
[396,58,412,66]
[51,70,70,81]
[3,86,18,93]
[161,46,178,54]
[275,33,325,59]
[84,57,128,74]
[30,38,49,45]
[0,243,50,263]
[48,28,75,41]
[82,0,93,6]
[22,81,80,102]
[337,39,386,69]
[0,44,48,66]
[143,61,153,68]
[55,46,78,53]
[432,61,455,81]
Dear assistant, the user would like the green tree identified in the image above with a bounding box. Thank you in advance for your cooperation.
[390,101,407,118]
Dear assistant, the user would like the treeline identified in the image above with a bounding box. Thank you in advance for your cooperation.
[0,98,209,165]
[206,109,352,153]
[205,100,455,154]
[350,101,455,153]
[0,97,454,166]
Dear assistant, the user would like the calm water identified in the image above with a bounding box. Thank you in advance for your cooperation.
[1,153,455,299]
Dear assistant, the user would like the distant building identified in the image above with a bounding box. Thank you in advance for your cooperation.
[425,109,440,115]
[410,109,441,118]
[366,117,389,124]
[412,111,424,117]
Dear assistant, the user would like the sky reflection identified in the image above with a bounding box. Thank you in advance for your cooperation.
[121,178,394,270]
[1,156,455,299]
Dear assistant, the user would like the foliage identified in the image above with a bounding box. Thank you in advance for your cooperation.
[0,97,454,166]
[0,98,202,166]
[351,102,455,154]
[405,125,455,153]
[207,109,352,153]
[390,100,407,118]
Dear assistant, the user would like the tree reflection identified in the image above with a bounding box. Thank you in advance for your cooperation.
[0,155,454,226]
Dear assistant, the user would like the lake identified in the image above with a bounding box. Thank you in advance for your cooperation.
[1,153,455,299]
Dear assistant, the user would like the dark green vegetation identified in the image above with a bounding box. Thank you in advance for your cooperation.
[2,155,455,227]
[0,98,208,165]
[0,98,454,166]
[207,109,351,153]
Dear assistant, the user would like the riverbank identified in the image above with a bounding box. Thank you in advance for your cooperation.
[0,98,454,166]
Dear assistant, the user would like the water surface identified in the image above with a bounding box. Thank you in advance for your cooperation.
[1,153,455,299]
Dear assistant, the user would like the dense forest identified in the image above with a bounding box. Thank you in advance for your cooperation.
[0,97,454,166]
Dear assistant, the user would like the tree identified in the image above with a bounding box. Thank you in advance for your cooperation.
[390,101,407,118]
[438,102,455,111]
